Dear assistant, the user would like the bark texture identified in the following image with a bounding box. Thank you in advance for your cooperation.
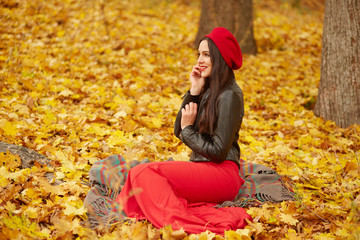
[0,141,51,169]
[0,141,58,182]
[194,0,257,54]
[314,0,360,128]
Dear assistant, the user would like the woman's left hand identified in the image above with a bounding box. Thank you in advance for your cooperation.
[181,102,197,130]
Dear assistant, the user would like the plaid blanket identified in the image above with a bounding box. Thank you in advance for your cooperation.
[215,159,294,208]
[83,155,294,227]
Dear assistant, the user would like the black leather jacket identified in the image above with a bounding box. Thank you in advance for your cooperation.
[174,80,244,167]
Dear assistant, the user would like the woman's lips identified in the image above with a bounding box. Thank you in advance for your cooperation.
[199,66,207,71]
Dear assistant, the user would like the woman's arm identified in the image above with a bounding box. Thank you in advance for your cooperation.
[179,90,244,163]
[175,64,205,137]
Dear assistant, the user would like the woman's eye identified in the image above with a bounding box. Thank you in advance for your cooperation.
[197,52,210,58]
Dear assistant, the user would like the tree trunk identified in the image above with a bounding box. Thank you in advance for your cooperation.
[314,0,360,128]
[194,0,257,54]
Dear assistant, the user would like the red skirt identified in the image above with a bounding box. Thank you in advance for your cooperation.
[115,160,252,235]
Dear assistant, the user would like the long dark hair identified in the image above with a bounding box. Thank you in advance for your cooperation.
[198,37,235,134]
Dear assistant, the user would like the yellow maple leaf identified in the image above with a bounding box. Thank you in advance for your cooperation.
[107,130,129,147]
[285,229,302,240]
[196,230,216,240]
[225,230,251,240]
[63,202,86,216]
[279,213,299,226]
[335,228,350,238]
[128,221,149,240]
[150,117,163,129]
[88,123,110,136]
[122,119,138,132]
[57,30,65,37]
[59,89,74,97]
[43,110,56,125]
[0,151,21,171]
[4,202,17,213]
[0,120,17,136]
[245,220,264,235]
[22,188,39,200]
[55,171,65,180]
[24,207,38,219]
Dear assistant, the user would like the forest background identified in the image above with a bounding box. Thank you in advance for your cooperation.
[0,0,359,239]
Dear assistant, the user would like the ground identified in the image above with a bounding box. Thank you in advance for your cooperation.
[0,0,359,239]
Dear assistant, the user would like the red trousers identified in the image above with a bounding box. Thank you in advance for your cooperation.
[116,160,252,234]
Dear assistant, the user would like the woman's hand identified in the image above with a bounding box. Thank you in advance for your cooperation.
[181,102,198,130]
[189,65,205,95]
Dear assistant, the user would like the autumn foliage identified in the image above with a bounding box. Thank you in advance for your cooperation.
[0,0,359,239]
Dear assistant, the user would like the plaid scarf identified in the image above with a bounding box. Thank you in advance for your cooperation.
[83,155,294,227]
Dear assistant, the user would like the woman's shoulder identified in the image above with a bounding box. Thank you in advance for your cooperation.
[220,81,243,101]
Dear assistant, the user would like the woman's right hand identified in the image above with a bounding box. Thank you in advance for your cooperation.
[189,65,205,95]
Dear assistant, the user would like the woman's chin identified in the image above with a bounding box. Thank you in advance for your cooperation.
[201,71,210,78]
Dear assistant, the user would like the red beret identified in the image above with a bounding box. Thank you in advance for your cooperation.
[205,27,242,70]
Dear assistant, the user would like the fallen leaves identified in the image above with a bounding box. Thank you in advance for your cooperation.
[0,151,21,170]
[0,0,359,239]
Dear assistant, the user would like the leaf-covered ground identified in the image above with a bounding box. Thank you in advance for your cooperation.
[0,0,359,239]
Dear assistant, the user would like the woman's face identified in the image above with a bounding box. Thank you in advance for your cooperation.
[197,40,212,78]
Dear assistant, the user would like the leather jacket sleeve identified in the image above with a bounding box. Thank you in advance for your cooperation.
[175,89,243,163]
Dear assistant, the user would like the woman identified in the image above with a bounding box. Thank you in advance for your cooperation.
[114,27,252,234]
